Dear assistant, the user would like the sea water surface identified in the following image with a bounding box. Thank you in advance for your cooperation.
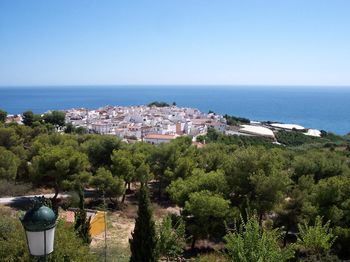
[0,86,349,135]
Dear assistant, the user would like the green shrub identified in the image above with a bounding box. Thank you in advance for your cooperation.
[223,214,294,262]
[0,208,97,261]
[0,179,32,197]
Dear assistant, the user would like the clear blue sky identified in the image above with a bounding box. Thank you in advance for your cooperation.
[1,0,350,86]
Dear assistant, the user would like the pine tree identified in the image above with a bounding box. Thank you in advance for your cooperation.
[74,186,92,244]
[74,208,92,244]
[129,185,159,262]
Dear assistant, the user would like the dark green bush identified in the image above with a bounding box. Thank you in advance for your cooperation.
[0,179,32,197]
[0,208,97,261]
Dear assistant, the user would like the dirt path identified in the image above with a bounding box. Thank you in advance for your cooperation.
[91,211,135,249]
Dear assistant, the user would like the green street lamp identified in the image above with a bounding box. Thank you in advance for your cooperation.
[21,197,57,261]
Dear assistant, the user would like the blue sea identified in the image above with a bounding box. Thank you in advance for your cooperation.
[0,86,349,135]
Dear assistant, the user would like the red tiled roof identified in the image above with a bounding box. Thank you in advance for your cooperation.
[144,134,177,140]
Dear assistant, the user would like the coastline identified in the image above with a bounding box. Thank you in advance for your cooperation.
[1,86,350,135]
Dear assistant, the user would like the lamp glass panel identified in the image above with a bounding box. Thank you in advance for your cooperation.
[45,227,55,254]
[26,227,55,256]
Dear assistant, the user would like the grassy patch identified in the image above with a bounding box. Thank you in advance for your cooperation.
[91,212,133,262]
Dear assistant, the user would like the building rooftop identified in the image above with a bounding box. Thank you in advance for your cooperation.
[144,134,178,140]
[270,123,305,130]
[240,124,275,137]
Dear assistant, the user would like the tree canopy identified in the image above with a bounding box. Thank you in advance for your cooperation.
[0,109,7,123]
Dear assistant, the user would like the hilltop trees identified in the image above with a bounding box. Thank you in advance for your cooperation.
[82,135,122,170]
[308,175,350,257]
[0,147,20,180]
[129,185,159,262]
[111,149,135,202]
[0,127,20,149]
[43,110,66,127]
[31,145,90,200]
[150,136,195,198]
[90,167,125,207]
[147,101,170,107]
[223,114,250,125]
[0,109,7,123]
[1,119,350,260]
[184,191,234,249]
[292,151,349,181]
[168,169,228,206]
[224,147,291,221]
[22,110,42,126]
[22,110,35,126]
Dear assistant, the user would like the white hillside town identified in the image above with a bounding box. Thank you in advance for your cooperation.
[64,105,226,143]
[61,104,321,144]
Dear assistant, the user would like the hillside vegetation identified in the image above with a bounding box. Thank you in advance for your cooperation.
[1,111,350,261]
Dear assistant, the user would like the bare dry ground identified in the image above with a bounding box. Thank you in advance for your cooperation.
[90,198,181,262]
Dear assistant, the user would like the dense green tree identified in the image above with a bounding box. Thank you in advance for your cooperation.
[74,207,92,244]
[168,169,229,206]
[158,214,186,261]
[292,151,349,181]
[150,143,176,198]
[28,133,79,160]
[64,122,75,133]
[224,147,291,220]
[10,145,29,180]
[22,110,40,126]
[43,110,66,127]
[135,162,153,186]
[147,101,170,107]
[296,216,337,260]
[111,149,135,202]
[196,143,235,172]
[64,123,88,135]
[223,214,294,262]
[129,185,159,262]
[82,135,122,170]
[22,110,34,126]
[311,176,350,227]
[174,156,196,179]
[309,175,350,258]
[0,147,20,180]
[61,170,93,244]
[0,109,7,123]
[275,179,317,246]
[131,151,152,185]
[31,145,90,200]
[150,136,194,198]
[0,127,21,149]
[62,171,92,208]
[276,130,321,146]
[13,124,35,145]
[75,126,88,134]
[90,167,125,206]
[184,190,235,248]
[223,114,250,125]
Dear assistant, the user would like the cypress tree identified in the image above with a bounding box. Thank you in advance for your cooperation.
[74,186,91,244]
[129,185,159,262]
[74,208,92,244]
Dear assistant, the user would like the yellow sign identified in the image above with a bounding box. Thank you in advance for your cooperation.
[89,211,106,237]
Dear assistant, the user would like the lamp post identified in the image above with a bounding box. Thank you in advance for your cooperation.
[21,197,57,262]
